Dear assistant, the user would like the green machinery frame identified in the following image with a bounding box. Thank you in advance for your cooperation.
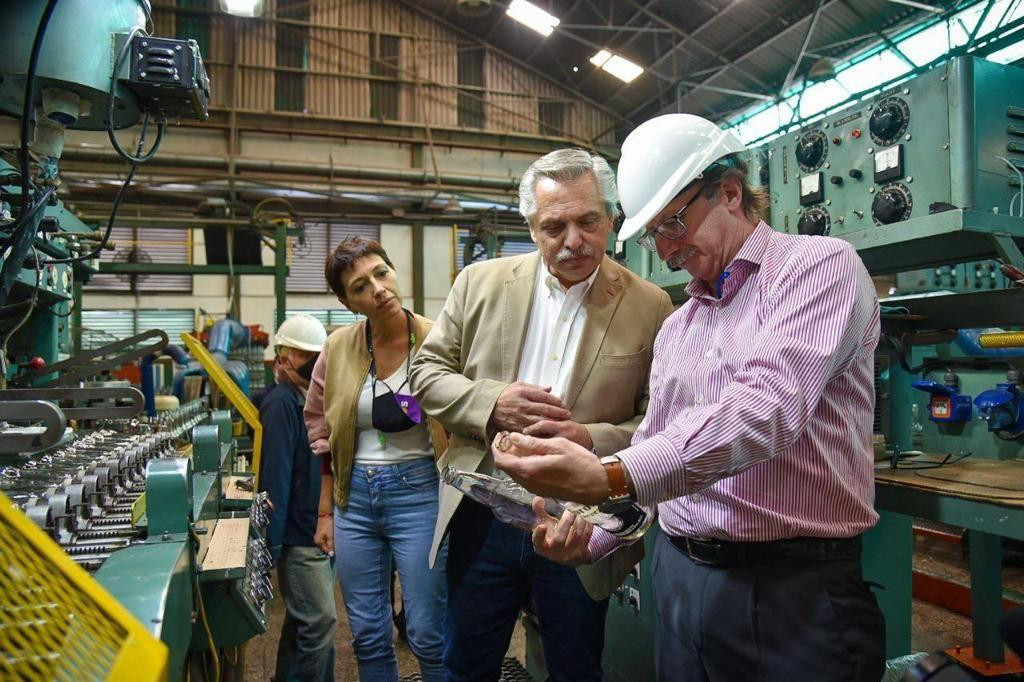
[601,54,1024,679]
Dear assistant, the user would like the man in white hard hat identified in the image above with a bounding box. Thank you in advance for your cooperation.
[492,114,885,681]
[260,313,338,681]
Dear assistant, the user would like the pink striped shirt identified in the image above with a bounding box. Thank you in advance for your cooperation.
[590,221,880,558]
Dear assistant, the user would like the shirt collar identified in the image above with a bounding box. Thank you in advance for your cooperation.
[684,220,774,301]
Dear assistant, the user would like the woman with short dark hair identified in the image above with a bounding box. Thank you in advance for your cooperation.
[305,235,447,682]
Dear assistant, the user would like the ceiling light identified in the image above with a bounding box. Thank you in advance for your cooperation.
[590,50,644,83]
[506,0,560,37]
[218,0,264,17]
[442,197,463,213]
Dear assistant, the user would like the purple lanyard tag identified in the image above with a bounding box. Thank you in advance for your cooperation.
[394,392,423,424]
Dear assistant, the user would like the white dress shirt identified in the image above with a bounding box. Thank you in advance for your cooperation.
[517,260,599,401]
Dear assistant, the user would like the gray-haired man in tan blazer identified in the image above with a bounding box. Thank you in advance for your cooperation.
[410,148,672,682]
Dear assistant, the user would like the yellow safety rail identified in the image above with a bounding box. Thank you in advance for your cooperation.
[0,490,168,681]
[180,333,263,487]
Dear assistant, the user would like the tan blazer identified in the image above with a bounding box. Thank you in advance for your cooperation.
[410,252,672,600]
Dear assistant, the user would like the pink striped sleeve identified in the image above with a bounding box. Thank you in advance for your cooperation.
[303,352,331,457]
[620,243,873,506]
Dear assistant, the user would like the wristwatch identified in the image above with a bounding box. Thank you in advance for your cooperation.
[599,455,634,514]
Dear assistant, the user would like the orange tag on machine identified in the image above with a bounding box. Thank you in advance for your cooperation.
[930,396,952,419]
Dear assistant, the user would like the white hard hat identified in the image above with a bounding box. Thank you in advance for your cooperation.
[274,314,327,352]
[617,114,747,242]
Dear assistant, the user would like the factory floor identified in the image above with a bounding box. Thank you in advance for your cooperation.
[242,535,1022,681]
[243,573,526,681]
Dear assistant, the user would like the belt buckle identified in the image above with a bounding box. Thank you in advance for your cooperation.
[686,537,711,565]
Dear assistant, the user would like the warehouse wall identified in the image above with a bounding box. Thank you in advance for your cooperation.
[79,221,475,352]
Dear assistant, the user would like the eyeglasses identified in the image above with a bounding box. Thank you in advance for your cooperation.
[637,189,702,252]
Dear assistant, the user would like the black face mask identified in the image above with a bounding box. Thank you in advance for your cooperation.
[297,353,318,381]
[366,309,423,434]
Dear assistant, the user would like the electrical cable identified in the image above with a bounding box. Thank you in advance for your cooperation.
[106,27,166,164]
[997,156,1023,218]
[42,114,151,266]
[0,247,42,389]
[190,530,220,681]
[17,0,60,223]
[0,186,54,307]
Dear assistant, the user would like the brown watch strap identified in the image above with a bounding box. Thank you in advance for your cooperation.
[603,459,631,500]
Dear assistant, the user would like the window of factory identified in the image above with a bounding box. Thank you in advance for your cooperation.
[175,0,209,57]
[80,309,196,349]
[458,46,485,128]
[455,228,534,271]
[287,223,381,293]
[275,0,309,113]
[84,227,192,293]
[370,33,401,121]
[726,0,1024,145]
[538,99,565,137]
[285,309,364,328]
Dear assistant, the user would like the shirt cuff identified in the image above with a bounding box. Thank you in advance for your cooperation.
[587,527,623,562]
[617,434,685,507]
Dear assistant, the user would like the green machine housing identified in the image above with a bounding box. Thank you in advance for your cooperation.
[598,55,1024,680]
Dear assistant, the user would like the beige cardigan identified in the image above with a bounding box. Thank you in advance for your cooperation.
[304,311,448,508]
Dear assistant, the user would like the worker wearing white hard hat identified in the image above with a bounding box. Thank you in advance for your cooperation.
[260,312,337,680]
[491,114,886,681]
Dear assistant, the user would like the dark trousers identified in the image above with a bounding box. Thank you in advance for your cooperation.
[652,532,885,682]
[444,499,609,682]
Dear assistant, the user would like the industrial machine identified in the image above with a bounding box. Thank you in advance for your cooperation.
[0,3,272,680]
[603,54,1024,680]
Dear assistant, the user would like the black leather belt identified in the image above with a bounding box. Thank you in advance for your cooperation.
[667,534,862,566]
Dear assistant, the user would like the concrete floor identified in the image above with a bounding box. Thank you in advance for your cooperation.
[243,573,526,681]
[241,537,1020,681]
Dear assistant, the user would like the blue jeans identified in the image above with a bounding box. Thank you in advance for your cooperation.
[334,458,446,682]
[445,499,609,682]
[275,545,338,681]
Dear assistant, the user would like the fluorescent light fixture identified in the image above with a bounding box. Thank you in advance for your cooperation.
[218,0,264,17]
[590,49,643,83]
[506,0,559,37]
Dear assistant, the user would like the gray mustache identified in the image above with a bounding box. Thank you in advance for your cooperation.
[556,244,596,262]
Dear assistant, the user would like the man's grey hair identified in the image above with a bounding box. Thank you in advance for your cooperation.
[518,148,621,226]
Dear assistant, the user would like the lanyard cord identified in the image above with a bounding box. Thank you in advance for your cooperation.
[365,308,415,394]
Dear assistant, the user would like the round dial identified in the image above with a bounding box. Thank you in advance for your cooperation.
[795,129,828,173]
[869,97,909,146]
[872,183,913,225]
[797,206,831,236]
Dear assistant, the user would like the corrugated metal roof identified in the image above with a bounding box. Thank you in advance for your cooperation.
[411,0,956,134]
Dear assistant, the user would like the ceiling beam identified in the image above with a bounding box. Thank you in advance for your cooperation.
[396,0,632,127]
[617,0,773,91]
[605,0,755,106]
[781,0,827,94]
[626,0,848,121]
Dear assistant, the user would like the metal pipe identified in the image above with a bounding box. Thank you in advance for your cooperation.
[59,147,520,190]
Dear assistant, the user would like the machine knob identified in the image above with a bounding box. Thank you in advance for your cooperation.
[848,169,863,180]
[868,97,909,145]
[871,185,912,225]
[795,131,826,171]
[797,208,830,236]
[829,176,843,186]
